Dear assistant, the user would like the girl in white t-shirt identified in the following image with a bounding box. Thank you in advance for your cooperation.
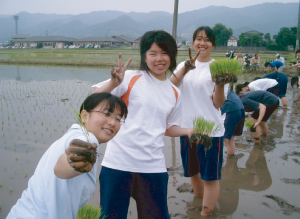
[6,92,128,219]
[170,26,230,217]
[92,30,193,219]
[291,76,300,102]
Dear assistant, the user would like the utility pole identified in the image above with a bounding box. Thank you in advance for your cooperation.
[172,0,179,42]
[296,0,300,51]
[13,15,19,35]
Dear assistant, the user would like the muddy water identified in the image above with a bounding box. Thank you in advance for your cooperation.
[0,65,300,218]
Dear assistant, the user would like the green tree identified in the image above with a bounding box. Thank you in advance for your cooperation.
[274,27,297,48]
[261,33,274,46]
[238,33,247,46]
[212,23,233,46]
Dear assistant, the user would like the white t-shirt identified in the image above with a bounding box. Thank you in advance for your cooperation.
[174,59,227,137]
[92,70,182,173]
[6,124,100,219]
[248,78,278,91]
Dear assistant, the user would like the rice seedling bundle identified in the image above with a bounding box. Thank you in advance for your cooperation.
[190,116,221,151]
[209,59,243,85]
[245,119,256,132]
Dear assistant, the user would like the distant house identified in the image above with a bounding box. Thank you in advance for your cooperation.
[12,36,77,48]
[112,35,139,47]
[73,37,122,48]
[11,35,138,49]
[227,36,238,47]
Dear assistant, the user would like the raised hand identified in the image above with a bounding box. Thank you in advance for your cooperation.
[110,53,132,85]
[183,48,200,75]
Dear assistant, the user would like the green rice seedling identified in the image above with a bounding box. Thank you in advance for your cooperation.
[25,128,27,134]
[15,156,18,161]
[210,59,243,92]
[190,116,221,151]
[245,119,256,132]
[8,185,12,193]
[0,181,2,187]
[77,204,105,219]
[25,171,27,178]
[71,104,90,143]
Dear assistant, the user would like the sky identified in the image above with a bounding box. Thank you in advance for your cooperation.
[0,0,299,15]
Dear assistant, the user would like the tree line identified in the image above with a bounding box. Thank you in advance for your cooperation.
[212,23,297,51]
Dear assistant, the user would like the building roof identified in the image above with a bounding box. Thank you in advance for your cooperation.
[11,34,31,40]
[73,37,121,42]
[13,36,77,42]
[244,30,263,35]
[112,35,136,43]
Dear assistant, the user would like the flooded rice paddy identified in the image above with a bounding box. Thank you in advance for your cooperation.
[0,65,300,218]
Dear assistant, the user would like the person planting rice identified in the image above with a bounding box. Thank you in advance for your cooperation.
[263,72,288,108]
[6,92,128,219]
[170,26,230,217]
[236,78,279,95]
[264,60,284,73]
[221,89,245,156]
[291,76,300,102]
[91,30,194,219]
[235,89,279,143]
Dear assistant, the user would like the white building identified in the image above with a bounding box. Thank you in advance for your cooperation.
[227,36,238,47]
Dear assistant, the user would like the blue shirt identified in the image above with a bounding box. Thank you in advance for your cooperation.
[221,89,244,114]
[270,61,284,69]
[239,90,279,112]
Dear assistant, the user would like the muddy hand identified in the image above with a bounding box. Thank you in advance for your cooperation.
[111,53,132,85]
[67,154,94,173]
[66,139,98,164]
[183,48,200,75]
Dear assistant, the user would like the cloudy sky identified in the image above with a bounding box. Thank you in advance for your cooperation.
[0,0,298,15]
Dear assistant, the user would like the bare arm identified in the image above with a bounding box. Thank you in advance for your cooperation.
[291,63,300,68]
[254,103,266,128]
[169,48,200,87]
[54,139,97,179]
[165,125,193,138]
[93,53,132,94]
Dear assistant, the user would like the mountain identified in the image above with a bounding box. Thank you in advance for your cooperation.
[0,2,298,43]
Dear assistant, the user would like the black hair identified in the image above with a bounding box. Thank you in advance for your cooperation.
[192,26,216,46]
[254,54,258,56]
[244,82,250,86]
[291,76,299,88]
[264,62,270,67]
[79,92,128,122]
[295,50,300,54]
[253,77,261,81]
[236,84,247,94]
[139,30,177,72]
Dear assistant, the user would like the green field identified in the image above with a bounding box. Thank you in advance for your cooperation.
[0,48,297,69]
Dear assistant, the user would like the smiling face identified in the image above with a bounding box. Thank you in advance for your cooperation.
[145,42,170,80]
[193,30,214,62]
[82,101,122,144]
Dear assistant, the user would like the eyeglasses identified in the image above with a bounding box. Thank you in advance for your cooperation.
[88,110,125,124]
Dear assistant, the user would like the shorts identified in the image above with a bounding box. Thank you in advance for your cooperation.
[266,87,279,96]
[223,108,245,140]
[277,75,288,98]
[99,166,170,219]
[251,101,279,122]
[180,136,223,181]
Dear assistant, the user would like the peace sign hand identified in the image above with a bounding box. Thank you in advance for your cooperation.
[111,53,132,86]
[183,48,200,75]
